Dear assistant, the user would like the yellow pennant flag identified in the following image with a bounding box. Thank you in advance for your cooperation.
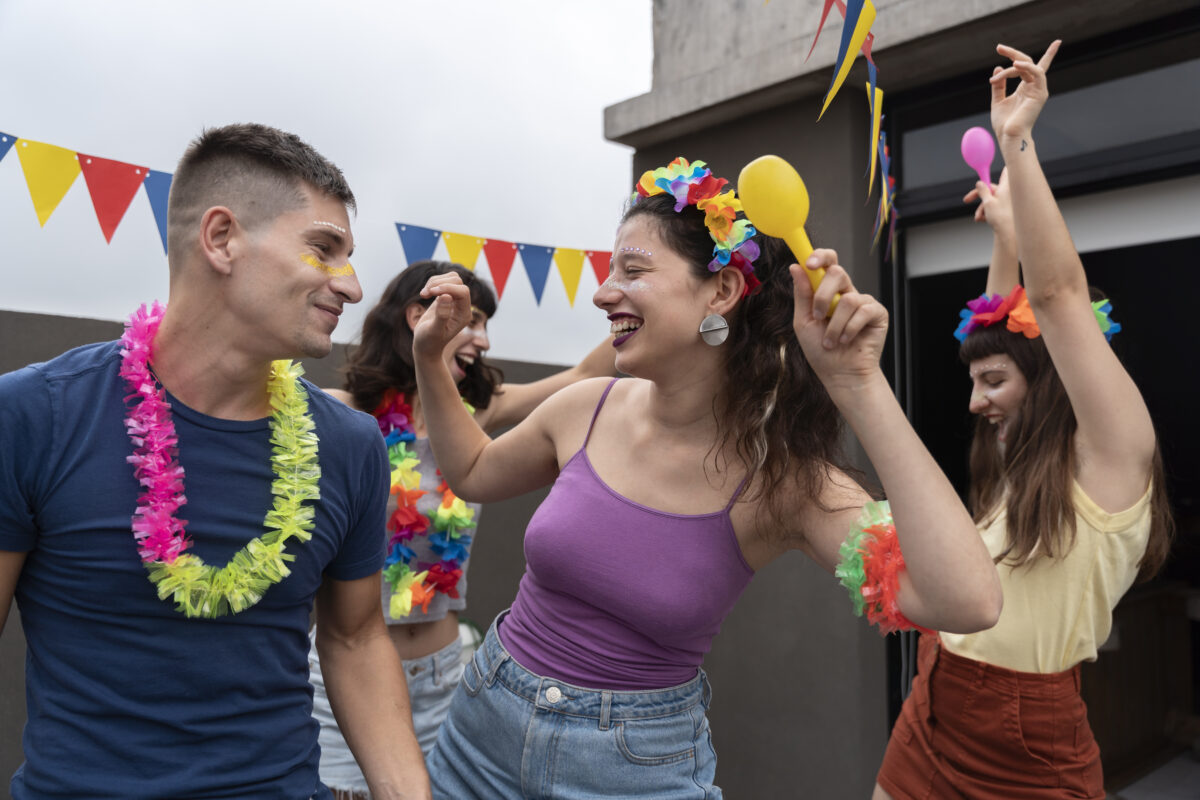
[554,248,586,307]
[866,83,883,193]
[817,0,876,121]
[442,231,484,271]
[16,139,82,226]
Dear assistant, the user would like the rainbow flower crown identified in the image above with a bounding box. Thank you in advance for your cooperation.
[632,157,761,296]
[954,284,1121,342]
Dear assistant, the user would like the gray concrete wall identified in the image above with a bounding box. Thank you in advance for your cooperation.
[611,0,1196,148]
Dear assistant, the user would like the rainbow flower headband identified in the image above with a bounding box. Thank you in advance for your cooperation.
[953,284,1121,343]
[632,157,761,296]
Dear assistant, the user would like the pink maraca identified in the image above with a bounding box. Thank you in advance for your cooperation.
[960,126,995,187]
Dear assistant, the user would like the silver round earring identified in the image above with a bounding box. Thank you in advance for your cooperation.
[699,314,729,346]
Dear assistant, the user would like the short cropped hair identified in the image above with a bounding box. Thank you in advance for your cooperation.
[166,123,355,262]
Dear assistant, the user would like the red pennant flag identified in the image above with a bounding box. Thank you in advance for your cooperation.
[77,153,149,243]
[482,238,518,299]
[586,250,612,288]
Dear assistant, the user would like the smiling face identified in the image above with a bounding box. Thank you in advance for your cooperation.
[968,355,1029,444]
[237,185,362,359]
[444,305,490,384]
[592,215,712,377]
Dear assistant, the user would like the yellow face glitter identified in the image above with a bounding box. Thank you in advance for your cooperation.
[301,253,355,277]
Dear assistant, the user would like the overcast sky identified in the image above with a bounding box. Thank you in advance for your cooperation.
[0,0,653,365]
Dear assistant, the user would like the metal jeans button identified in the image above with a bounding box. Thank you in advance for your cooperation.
[545,686,562,704]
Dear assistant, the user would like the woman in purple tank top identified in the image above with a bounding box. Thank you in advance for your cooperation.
[412,159,1004,799]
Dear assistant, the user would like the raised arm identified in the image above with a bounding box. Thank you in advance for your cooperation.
[964,167,1020,295]
[791,252,1002,633]
[314,573,431,800]
[412,272,571,502]
[992,40,1156,510]
[473,335,616,433]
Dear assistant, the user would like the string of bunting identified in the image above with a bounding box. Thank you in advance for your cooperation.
[804,0,898,260]
[0,129,614,309]
[0,130,172,252]
[395,222,612,308]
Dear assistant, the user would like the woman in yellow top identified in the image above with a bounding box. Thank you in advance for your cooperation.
[874,41,1173,800]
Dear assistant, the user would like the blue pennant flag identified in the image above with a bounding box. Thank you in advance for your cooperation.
[143,170,172,255]
[0,132,14,164]
[517,243,554,305]
[396,223,442,265]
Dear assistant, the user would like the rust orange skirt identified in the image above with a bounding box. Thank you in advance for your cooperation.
[877,634,1103,800]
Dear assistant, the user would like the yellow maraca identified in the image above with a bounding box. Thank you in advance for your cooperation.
[737,155,839,315]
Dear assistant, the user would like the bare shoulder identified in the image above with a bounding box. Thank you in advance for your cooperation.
[532,376,627,449]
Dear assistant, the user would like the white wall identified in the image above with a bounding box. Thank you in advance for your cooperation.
[0,0,652,365]
[907,174,1200,276]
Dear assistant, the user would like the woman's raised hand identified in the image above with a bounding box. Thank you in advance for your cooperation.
[413,272,472,362]
[790,249,888,389]
[990,40,1060,143]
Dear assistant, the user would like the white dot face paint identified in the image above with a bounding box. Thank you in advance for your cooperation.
[312,220,347,235]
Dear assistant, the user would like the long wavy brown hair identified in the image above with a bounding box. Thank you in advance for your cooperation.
[621,194,860,530]
[342,260,503,413]
[959,322,1172,580]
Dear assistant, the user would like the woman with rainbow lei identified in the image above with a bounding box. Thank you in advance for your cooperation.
[411,155,1003,797]
[873,41,1173,800]
[308,260,615,798]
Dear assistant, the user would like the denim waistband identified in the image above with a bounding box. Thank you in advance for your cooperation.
[401,632,463,683]
[932,635,1081,698]
[481,612,711,729]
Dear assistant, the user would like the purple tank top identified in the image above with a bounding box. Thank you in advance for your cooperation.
[500,379,754,690]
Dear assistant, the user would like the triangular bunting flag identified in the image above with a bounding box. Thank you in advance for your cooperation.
[481,238,518,299]
[553,248,586,306]
[517,243,555,305]
[0,132,14,163]
[587,250,612,288]
[865,84,883,193]
[818,0,876,121]
[77,153,149,243]
[442,231,484,271]
[395,223,442,265]
[15,139,82,226]
[143,170,172,254]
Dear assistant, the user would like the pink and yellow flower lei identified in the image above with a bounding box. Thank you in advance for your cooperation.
[372,389,476,618]
[633,157,761,296]
[120,302,321,618]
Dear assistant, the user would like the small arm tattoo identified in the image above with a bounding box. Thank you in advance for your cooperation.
[1020,139,1028,151]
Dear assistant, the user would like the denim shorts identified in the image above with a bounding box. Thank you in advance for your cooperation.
[427,613,722,799]
[309,630,465,794]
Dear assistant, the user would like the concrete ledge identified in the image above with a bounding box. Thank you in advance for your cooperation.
[605,0,1193,148]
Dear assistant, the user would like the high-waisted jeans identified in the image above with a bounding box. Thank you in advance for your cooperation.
[427,612,722,799]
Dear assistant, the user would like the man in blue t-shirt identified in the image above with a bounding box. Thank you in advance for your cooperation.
[0,124,431,800]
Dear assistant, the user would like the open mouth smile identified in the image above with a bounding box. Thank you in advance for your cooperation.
[609,315,643,347]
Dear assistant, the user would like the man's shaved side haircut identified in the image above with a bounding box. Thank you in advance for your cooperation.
[166,123,355,264]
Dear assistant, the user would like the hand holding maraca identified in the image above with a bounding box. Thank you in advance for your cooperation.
[738,155,840,316]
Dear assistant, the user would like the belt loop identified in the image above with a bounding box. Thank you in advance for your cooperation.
[484,635,507,687]
[599,691,613,730]
[701,671,712,710]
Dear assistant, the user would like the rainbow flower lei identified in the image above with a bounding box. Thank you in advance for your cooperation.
[120,302,321,618]
[834,501,933,636]
[372,389,476,618]
[633,157,761,296]
[954,284,1121,342]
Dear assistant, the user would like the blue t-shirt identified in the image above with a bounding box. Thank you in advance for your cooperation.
[0,341,388,800]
